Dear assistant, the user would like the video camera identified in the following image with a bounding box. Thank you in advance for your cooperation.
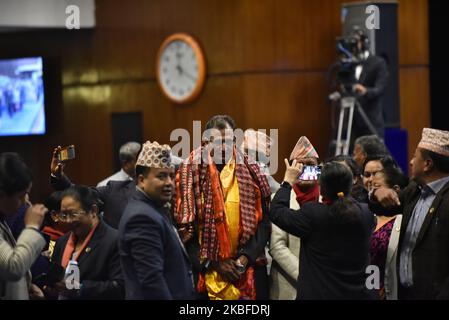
[334,35,363,93]
[331,26,370,95]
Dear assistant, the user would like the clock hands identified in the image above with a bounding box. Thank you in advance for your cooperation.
[183,70,197,82]
[175,64,196,83]
[174,47,197,83]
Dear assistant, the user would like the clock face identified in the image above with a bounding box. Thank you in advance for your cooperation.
[157,34,206,104]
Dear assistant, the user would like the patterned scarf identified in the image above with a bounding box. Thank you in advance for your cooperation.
[292,182,320,206]
[175,145,271,261]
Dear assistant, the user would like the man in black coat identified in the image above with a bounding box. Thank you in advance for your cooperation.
[118,141,195,300]
[348,28,389,141]
[352,53,389,139]
[371,128,449,299]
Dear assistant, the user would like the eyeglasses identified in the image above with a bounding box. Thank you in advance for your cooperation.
[51,209,85,222]
[363,170,382,179]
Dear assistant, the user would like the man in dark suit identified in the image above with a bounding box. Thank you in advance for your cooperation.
[50,146,136,229]
[371,128,449,299]
[118,141,195,300]
[350,27,389,140]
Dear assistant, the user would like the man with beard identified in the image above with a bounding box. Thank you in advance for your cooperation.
[175,115,271,300]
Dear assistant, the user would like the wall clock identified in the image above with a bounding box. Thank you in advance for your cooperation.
[156,33,206,104]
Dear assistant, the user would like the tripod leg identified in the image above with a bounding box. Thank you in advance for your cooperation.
[344,102,355,155]
[335,104,346,156]
[355,101,379,136]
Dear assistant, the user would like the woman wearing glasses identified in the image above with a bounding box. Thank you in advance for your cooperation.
[362,155,399,192]
[45,185,124,300]
[364,158,408,300]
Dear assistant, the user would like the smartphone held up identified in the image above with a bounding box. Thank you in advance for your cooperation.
[299,165,322,181]
[57,145,76,162]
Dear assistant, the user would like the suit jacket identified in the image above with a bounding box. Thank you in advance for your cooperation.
[270,184,376,300]
[118,189,195,300]
[51,220,124,299]
[269,189,300,300]
[97,169,132,187]
[51,174,136,229]
[353,54,389,138]
[395,180,449,299]
[384,215,402,300]
[0,219,46,300]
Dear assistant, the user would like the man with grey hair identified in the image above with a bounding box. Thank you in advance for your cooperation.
[352,135,389,169]
[241,129,280,193]
[97,142,141,187]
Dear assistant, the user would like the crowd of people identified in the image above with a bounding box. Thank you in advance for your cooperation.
[1,114,449,300]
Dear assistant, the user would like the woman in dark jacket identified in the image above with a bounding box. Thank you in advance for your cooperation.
[270,159,376,300]
[45,185,124,300]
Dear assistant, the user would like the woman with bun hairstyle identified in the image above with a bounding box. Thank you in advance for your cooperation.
[270,160,376,300]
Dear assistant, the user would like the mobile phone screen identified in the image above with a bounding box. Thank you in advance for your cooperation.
[58,145,75,162]
[299,165,321,181]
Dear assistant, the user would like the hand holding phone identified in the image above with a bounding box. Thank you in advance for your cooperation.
[283,159,304,186]
[50,145,75,178]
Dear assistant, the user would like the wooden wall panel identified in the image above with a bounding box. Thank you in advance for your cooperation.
[398,0,429,66]
[0,0,430,201]
[397,0,430,159]
[399,67,431,160]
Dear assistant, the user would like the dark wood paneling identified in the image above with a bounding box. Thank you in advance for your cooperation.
[397,0,430,159]
[400,67,431,160]
[398,0,429,66]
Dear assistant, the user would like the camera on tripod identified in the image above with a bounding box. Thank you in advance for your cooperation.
[335,35,363,94]
[328,27,378,156]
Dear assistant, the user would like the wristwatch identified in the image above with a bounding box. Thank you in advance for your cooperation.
[202,260,212,273]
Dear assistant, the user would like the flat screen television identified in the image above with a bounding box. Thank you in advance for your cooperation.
[0,57,46,136]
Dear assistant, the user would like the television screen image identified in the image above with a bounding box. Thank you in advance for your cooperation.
[0,57,46,136]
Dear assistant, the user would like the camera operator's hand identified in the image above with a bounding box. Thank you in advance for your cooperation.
[24,204,48,230]
[50,146,65,178]
[283,159,303,186]
[354,84,367,96]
